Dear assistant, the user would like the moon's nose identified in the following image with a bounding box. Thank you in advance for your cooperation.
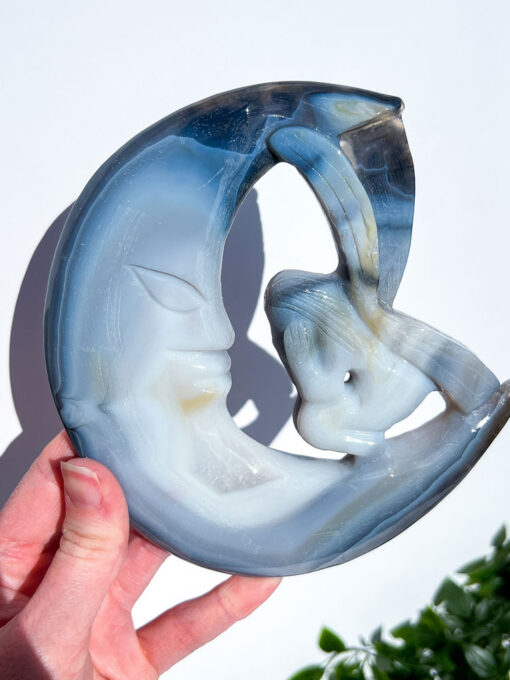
[203,302,235,351]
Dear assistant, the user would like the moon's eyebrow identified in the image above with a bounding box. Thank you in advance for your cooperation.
[127,264,205,312]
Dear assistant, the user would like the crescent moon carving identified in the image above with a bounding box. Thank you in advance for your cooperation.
[44,82,510,576]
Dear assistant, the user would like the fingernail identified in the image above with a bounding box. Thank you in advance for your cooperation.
[61,461,102,508]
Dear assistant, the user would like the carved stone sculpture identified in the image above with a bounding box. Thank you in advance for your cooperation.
[44,83,510,575]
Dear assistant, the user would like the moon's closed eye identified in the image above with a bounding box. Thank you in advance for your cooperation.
[128,264,205,312]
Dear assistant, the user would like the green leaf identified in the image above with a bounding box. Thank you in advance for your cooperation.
[288,527,510,680]
[370,626,383,644]
[334,661,363,679]
[458,556,487,574]
[288,665,325,680]
[492,525,507,549]
[436,644,458,672]
[479,576,504,598]
[474,599,491,623]
[319,627,346,653]
[434,577,473,618]
[374,653,393,672]
[464,644,497,678]
[391,621,415,643]
[420,606,446,633]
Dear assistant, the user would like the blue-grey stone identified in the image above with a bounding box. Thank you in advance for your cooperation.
[44,82,510,576]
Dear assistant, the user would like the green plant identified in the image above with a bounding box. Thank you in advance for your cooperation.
[289,527,510,680]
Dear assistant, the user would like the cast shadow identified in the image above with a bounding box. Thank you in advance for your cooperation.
[223,190,294,442]
[0,190,294,509]
[0,207,71,509]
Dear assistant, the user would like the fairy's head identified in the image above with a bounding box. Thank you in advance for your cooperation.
[265,270,433,456]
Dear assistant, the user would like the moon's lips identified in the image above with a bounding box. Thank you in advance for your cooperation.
[44,82,510,575]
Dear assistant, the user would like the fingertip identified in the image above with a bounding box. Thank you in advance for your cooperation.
[240,574,282,591]
[220,574,282,619]
[60,457,129,521]
[248,576,283,597]
[39,429,75,464]
[249,575,282,603]
[61,461,103,508]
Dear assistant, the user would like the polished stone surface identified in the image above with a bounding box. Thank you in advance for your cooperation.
[44,82,510,575]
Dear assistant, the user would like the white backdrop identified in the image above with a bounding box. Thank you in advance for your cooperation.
[1,1,509,678]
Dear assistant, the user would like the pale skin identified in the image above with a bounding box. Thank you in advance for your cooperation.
[0,431,281,679]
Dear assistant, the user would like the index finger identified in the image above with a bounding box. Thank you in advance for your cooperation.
[0,430,73,593]
[137,575,281,674]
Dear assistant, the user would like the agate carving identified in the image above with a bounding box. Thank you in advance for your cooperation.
[44,82,510,576]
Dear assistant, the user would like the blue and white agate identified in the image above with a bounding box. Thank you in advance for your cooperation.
[44,82,510,576]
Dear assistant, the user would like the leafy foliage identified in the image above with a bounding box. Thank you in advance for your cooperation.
[289,527,510,680]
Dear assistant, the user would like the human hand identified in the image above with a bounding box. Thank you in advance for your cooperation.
[0,432,281,679]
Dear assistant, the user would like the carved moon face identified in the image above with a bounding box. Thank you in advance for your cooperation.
[45,83,510,575]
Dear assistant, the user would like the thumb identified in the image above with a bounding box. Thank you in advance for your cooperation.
[20,458,130,664]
